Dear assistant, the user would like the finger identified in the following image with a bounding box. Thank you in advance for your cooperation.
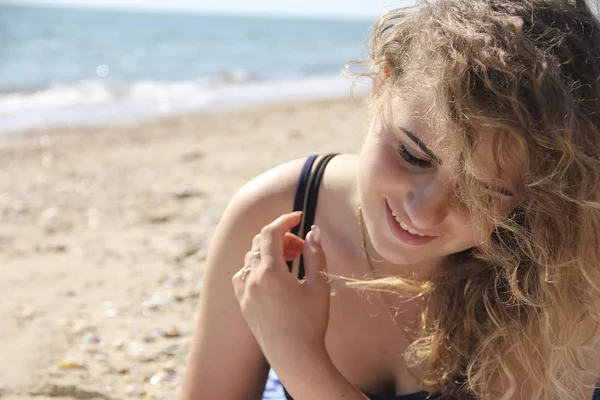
[231,268,246,301]
[251,234,261,251]
[247,233,302,261]
[283,232,304,253]
[303,225,328,286]
[283,250,302,261]
[242,252,260,271]
[282,232,304,260]
[260,212,303,268]
[248,250,262,267]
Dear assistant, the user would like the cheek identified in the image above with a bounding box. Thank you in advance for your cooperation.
[358,136,381,188]
[450,200,514,251]
[447,212,479,252]
[359,132,403,185]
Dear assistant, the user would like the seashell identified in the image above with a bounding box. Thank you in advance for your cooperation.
[124,385,137,397]
[84,333,101,344]
[149,368,177,385]
[84,344,101,354]
[161,343,180,357]
[141,292,173,316]
[161,326,183,338]
[103,301,119,317]
[127,342,157,363]
[142,331,161,343]
[172,189,203,200]
[93,354,108,363]
[59,361,86,370]
[71,321,96,335]
[112,366,129,375]
[112,339,125,350]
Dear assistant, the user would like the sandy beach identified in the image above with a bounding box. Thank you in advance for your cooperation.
[0,97,369,399]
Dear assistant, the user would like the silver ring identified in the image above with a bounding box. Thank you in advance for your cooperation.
[249,250,261,263]
[240,266,252,281]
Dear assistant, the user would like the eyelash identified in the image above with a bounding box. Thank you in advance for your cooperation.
[397,144,433,168]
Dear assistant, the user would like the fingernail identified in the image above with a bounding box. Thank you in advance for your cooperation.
[311,225,321,245]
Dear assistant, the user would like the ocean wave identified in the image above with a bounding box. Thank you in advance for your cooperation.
[0,69,260,115]
[0,74,370,132]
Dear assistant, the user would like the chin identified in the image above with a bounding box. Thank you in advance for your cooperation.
[362,201,452,268]
[373,239,438,266]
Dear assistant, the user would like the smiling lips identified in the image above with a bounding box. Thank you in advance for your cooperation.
[385,200,438,245]
[391,212,429,237]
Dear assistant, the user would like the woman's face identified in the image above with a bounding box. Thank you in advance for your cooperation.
[357,96,517,268]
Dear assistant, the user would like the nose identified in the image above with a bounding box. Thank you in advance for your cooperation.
[404,175,454,230]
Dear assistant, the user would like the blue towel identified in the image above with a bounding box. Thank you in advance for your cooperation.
[262,369,286,400]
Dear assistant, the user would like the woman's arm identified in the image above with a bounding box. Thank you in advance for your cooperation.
[178,159,307,400]
[230,211,369,400]
[271,344,370,400]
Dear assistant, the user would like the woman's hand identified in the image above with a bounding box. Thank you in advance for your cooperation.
[231,212,369,400]
[231,211,331,374]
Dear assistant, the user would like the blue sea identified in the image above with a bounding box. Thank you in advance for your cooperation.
[0,5,373,131]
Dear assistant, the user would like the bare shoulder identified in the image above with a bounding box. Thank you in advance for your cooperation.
[179,153,361,400]
[318,153,360,196]
[230,153,358,224]
[228,157,309,224]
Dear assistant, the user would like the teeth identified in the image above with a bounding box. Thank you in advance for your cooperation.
[390,209,427,236]
[396,218,426,236]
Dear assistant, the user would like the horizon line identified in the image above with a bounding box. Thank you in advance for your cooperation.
[0,0,384,21]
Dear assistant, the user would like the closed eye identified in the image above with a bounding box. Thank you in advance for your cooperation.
[397,143,433,168]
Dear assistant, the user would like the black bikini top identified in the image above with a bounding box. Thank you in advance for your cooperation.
[283,154,439,400]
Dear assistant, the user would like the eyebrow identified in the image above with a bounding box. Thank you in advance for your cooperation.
[399,127,514,196]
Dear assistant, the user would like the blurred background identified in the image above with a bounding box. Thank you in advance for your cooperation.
[0,0,393,131]
[0,1,401,399]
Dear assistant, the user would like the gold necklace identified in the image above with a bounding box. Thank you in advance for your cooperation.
[357,204,374,268]
[357,204,402,326]
[358,204,425,388]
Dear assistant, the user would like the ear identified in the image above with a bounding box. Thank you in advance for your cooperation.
[373,65,391,96]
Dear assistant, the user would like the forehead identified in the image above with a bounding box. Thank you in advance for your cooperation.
[384,95,525,185]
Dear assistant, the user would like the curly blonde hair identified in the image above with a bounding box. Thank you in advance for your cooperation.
[345,0,600,398]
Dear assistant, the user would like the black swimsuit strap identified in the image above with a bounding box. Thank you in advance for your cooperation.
[288,155,317,239]
[297,153,337,279]
[279,155,452,400]
[286,154,337,279]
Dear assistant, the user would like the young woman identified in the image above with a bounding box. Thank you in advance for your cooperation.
[180,0,600,398]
